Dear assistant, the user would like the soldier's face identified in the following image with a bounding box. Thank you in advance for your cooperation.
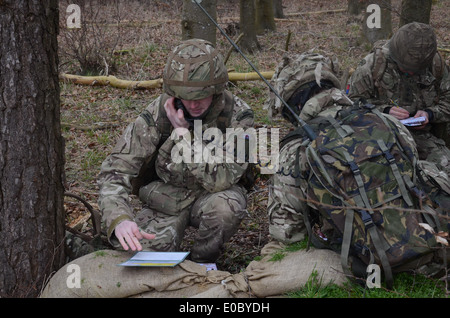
[181,95,213,117]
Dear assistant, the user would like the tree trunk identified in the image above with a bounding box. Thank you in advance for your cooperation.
[362,0,392,44]
[239,0,261,53]
[273,0,285,18]
[348,0,367,15]
[0,0,65,297]
[399,0,432,26]
[255,0,276,34]
[182,0,217,46]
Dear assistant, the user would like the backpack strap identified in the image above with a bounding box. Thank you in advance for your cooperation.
[352,195,394,290]
[341,150,395,288]
[376,139,414,207]
[323,116,354,138]
[343,151,372,210]
[340,205,355,278]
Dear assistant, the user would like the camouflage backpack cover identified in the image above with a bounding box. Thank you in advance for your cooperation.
[298,102,449,289]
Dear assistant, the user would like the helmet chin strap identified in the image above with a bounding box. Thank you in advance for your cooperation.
[192,0,317,141]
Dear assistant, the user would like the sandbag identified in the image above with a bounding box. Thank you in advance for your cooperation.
[40,242,346,298]
[245,242,347,297]
[40,249,247,298]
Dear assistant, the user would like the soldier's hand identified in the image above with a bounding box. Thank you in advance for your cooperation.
[411,110,430,130]
[164,97,190,130]
[389,106,410,120]
[114,220,155,251]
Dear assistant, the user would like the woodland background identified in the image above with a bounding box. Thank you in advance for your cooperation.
[59,0,449,275]
[0,0,448,297]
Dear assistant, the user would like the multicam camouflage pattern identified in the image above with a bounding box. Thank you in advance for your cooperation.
[98,90,254,262]
[163,38,229,101]
[136,184,247,262]
[267,51,352,243]
[268,137,309,244]
[388,22,437,73]
[348,30,450,175]
[264,51,342,119]
[268,87,353,244]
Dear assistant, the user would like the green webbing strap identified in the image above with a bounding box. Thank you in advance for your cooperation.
[343,151,372,209]
[422,204,442,232]
[377,139,414,207]
[324,116,352,138]
[353,195,394,289]
[340,206,355,278]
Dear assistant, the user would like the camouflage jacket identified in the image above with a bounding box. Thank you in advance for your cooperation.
[98,91,254,238]
[298,87,352,121]
[348,43,450,124]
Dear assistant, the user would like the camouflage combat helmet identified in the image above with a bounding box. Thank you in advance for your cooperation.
[389,22,437,73]
[264,51,341,122]
[163,38,229,100]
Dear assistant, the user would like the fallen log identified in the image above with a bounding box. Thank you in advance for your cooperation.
[59,71,275,90]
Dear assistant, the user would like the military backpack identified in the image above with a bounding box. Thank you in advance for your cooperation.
[295,102,449,289]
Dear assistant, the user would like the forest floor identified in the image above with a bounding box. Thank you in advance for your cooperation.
[60,0,450,277]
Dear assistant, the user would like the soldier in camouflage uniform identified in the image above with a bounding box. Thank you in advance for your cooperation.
[98,39,254,262]
[348,22,450,176]
[265,51,354,243]
[266,52,450,280]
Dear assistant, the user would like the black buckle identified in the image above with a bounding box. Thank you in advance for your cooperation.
[349,161,360,174]
[359,210,374,229]
[383,150,395,164]
[362,103,376,110]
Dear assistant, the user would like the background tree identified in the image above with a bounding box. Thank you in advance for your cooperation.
[348,0,368,15]
[348,0,392,45]
[362,0,392,44]
[239,0,261,53]
[0,0,65,297]
[273,0,284,18]
[182,0,217,45]
[399,0,433,26]
[255,0,276,35]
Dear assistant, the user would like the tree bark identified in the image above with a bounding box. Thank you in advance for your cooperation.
[273,0,285,18]
[362,0,392,44]
[239,0,261,53]
[255,0,277,34]
[399,0,432,26]
[348,0,367,15]
[182,0,217,45]
[0,0,65,297]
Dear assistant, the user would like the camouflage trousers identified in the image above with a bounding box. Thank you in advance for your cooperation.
[412,130,450,177]
[135,183,248,263]
[267,139,309,244]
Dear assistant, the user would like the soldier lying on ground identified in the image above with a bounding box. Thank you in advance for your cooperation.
[265,51,353,243]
